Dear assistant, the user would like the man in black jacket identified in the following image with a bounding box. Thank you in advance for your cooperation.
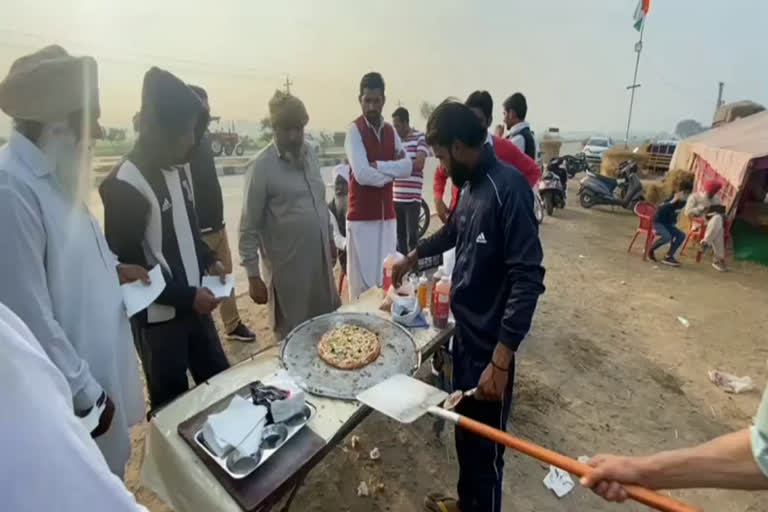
[187,85,255,342]
[99,68,230,408]
[393,102,545,512]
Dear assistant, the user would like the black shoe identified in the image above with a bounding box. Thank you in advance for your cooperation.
[648,251,658,262]
[662,256,681,267]
[227,323,256,342]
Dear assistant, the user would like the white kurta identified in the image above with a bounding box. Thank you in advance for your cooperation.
[0,303,147,511]
[344,118,412,300]
[685,192,726,259]
[0,132,144,476]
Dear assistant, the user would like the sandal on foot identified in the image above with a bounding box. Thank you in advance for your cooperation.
[424,492,460,512]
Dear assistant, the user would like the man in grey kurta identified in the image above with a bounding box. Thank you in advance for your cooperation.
[240,91,340,340]
[0,46,144,477]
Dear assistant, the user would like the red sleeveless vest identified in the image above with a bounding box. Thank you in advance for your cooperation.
[348,116,396,221]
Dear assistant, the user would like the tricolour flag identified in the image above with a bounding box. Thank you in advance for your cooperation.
[633,0,650,31]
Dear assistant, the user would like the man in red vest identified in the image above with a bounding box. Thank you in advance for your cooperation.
[343,72,412,299]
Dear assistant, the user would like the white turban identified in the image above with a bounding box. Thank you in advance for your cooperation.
[333,163,350,183]
[0,45,99,122]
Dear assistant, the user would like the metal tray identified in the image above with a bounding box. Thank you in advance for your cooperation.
[280,312,421,400]
[194,398,316,480]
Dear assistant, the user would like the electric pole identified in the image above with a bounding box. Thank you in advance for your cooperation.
[283,74,293,95]
[716,81,725,110]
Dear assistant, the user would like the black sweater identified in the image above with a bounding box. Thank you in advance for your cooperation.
[188,133,224,233]
[417,146,545,354]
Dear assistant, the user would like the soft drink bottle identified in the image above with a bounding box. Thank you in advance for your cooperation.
[381,253,403,291]
[433,276,451,329]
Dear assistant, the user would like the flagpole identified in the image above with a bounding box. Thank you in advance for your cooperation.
[624,17,646,148]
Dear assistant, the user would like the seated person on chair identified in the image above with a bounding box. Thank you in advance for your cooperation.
[649,178,693,267]
[685,180,727,272]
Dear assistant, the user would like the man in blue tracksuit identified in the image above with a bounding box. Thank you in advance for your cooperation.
[393,102,545,512]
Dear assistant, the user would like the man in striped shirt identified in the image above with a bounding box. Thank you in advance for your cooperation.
[392,107,428,254]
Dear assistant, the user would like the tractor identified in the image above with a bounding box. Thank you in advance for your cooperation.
[208,117,244,156]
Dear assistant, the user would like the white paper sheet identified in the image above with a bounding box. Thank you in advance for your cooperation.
[543,465,575,498]
[202,274,235,298]
[121,265,165,317]
[202,396,267,458]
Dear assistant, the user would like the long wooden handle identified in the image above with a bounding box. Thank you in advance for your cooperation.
[456,414,702,512]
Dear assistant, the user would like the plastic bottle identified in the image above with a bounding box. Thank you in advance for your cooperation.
[433,276,451,329]
[429,266,445,319]
[381,253,403,291]
[417,274,429,309]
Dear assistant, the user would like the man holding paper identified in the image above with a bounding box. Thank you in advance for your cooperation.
[100,67,230,408]
[0,45,145,477]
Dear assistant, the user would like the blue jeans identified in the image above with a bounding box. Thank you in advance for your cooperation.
[652,222,685,256]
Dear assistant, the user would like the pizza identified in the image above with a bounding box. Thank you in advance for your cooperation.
[317,324,381,370]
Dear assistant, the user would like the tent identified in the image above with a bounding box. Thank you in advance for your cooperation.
[670,110,768,207]
[669,111,768,265]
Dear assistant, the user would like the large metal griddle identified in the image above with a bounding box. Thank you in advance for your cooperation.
[279,312,420,400]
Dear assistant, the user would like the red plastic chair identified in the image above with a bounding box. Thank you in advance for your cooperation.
[679,217,706,260]
[627,202,657,261]
[680,216,731,263]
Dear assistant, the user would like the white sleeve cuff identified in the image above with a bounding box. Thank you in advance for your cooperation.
[73,377,104,413]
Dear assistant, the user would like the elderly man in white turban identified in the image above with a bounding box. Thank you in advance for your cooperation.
[0,45,145,477]
[240,91,340,340]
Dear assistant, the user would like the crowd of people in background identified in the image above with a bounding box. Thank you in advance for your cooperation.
[0,43,766,512]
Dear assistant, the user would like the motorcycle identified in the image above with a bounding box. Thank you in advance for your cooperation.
[578,160,644,210]
[562,153,590,178]
[539,158,568,216]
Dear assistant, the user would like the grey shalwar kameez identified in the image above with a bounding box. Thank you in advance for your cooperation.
[240,142,340,339]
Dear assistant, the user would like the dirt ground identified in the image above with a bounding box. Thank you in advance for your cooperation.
[125,180,768,512]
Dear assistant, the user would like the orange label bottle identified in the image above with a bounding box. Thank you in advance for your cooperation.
[433,276,451,329]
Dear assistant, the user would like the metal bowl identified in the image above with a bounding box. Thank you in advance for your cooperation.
[260,424,288,450]
[280,312,420,399]
[282,405,312,427]
[225,447,263,476]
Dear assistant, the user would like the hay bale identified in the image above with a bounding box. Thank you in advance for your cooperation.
[640,169,695,206]
[540,138,562,166]
[664,168,694,197]
[642,182,666,205]
[600,147,648,177]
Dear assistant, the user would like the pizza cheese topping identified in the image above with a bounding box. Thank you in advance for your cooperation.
[317,324,381,370]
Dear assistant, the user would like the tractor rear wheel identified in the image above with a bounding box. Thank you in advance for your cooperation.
[211,139,223,156]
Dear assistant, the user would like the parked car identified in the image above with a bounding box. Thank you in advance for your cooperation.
[582,136,613,169]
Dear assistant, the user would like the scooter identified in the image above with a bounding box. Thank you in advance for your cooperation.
[532,184,544,224]
[540,158,568,216]
[578,160,644,210]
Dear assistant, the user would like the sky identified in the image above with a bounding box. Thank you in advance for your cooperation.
[0,0,766,137]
